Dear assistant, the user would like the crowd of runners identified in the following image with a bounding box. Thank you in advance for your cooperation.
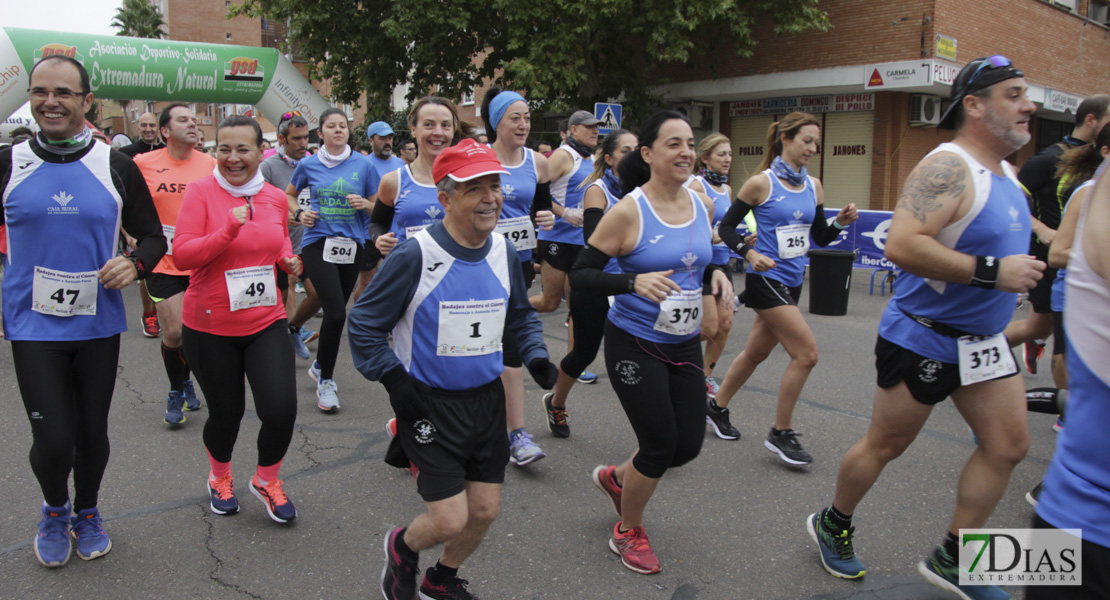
[2,53,1108,600]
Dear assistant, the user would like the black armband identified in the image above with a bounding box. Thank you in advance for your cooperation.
[810,214,841,247]
[569,244,637,296]
[582,207,605,241]
[532,182,552,212]
[369,201,396,238]
[719,198,753,252]
[737,243,755,259]
[702,263,723,287]
[968,255,999,289]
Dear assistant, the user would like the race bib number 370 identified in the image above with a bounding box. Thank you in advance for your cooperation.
[32,267,99,317]
[653,288,703,336]
[437,299,507,356]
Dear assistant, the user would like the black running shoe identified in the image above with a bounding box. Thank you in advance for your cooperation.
[765,428,812,465]
[541,392,569,438]
[705,398,740,440]
[419,572,478,599]
[381,527,419,600]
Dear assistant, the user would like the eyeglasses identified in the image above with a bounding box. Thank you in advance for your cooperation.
[28,88,88,101]
[966,55,1012,88]
[279,110,301,123]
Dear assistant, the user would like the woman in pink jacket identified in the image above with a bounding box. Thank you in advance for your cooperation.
[174,115,302,525]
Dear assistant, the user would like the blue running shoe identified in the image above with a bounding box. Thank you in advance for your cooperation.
[308,361,321,383]
[508,430,546,466]
[208,473,239,515]
[70,507,112,560]
[807,511,866,579]
[34,501,72,568]
[182,379,201,411]
[164,391,185,426]
[919,552,1011,600]
[299,327,319,344]
[250,476,296,523]
[577,370,599,384]
[289,325,310,360]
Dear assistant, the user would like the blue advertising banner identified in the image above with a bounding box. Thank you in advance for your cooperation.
[729,209,897,271]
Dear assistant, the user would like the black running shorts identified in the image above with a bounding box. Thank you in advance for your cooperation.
[874,335,1018,405]
[742,272,801,310]
[146,273,190,302]
[537,240,582,273]
[391,377,509,503]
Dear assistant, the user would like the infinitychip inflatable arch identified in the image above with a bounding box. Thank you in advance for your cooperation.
[0,27,331,130]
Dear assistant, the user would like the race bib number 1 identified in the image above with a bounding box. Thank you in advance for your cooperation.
[437,299,507,356]
[224,265,277,311]
[32,267,98,317]
[494,216,537,250]
[323,236,356,264]
[653,288,703,336]
[957,334,1018,386]
[776,223,809,259]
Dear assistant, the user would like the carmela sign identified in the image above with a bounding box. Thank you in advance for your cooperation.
[729,94,874,117]
[865,60,931,89]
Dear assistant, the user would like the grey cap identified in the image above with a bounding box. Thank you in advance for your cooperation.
[569,110,602,127]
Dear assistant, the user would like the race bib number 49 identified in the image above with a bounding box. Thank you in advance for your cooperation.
[957,334,1018,386]
[437,299,507,356]
[225,265,277,311]
[32,267,98,317]
[495,216,537,250]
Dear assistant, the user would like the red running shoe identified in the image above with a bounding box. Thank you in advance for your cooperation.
[1023,340,1045,374]
[591,465,623,518]
[141,311,161,337]
[609,521,662,574]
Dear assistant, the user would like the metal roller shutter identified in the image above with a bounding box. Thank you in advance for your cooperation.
[819,112,873,209]
[729,116,776,186]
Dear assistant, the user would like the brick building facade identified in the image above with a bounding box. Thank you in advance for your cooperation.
[654,0,1110,210]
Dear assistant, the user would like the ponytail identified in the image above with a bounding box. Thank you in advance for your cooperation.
[756,111,820,172]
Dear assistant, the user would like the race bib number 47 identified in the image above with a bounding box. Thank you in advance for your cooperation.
[437,299,507,356]
[32,267,99,317]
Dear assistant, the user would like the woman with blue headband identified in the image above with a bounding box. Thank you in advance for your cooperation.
[478,87,556,468]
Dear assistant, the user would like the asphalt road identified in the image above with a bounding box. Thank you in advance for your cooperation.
[0,269,1058,599]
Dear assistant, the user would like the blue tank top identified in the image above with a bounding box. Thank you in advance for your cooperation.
[390,165,442,243]
[1038,183,1110,549]
[539,146,592,245]
[692,175,732,265]
[878,143,1031,363]
[587,179,622,274]
[497,148,539,262]
[289,152,379,246]
[2,143,128,341]
[608,187,713,343]
[391,226,512,390]
[747,169,817,287]
[1050,181,1091,313]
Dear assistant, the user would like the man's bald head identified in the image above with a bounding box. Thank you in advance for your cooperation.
[137,112,159,144]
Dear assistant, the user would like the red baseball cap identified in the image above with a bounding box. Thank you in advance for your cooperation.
[432,139,509,184]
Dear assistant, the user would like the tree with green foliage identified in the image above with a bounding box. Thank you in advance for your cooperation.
[111,0,167,39]
[232,0,828,125]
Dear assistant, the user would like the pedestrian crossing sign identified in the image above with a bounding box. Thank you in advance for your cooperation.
[595,103,622,135]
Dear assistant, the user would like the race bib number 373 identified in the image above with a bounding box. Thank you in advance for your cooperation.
[32,267,99,317]
[957,334,1018,386]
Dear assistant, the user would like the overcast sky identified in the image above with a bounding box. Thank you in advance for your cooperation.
[7,0,121,36]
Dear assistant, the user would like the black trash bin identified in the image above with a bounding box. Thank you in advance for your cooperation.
[807,249,856,316]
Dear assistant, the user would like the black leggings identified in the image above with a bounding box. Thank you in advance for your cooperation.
[603,321,705,479]
[301,238,364,379]
[12,336,120,510]
[182,321,297,467]
[560,289,610,378]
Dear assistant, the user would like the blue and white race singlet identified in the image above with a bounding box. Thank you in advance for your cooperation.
[390,165,442,243]
[747,169,817,287]
[495,148,539,262]
[539,146,592,246]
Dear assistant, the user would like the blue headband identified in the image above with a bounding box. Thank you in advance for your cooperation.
[489,91,527,131]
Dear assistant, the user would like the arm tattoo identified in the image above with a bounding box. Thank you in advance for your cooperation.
[896,156,967,224]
